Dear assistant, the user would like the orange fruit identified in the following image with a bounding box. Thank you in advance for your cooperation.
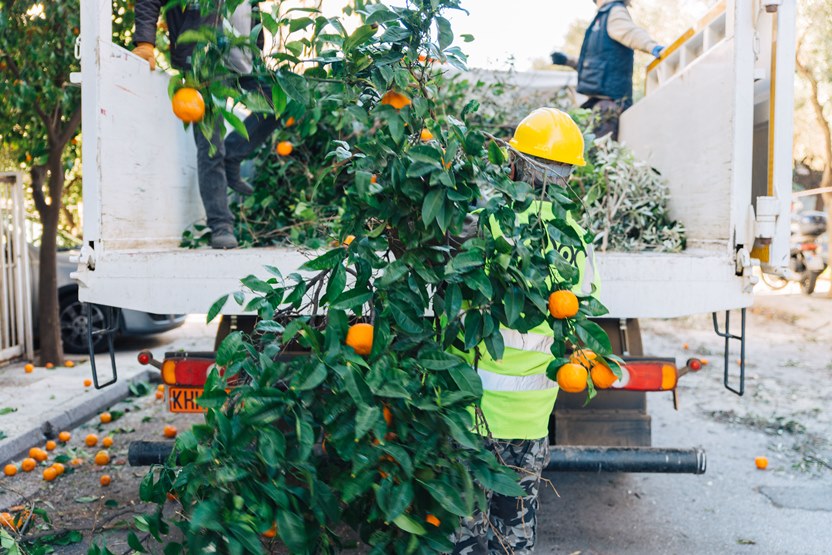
[84,379,92,387]
[163,425,177,439]
[380,90,412,110]
[24,363,34,373]
[276,141,293,156]
[383,405,393,427]
[345,323,374,356]
[20,459,36,472]
[285,116,295,127]
[94,451,110,466]
[343,235,355,246]
[420,128,434,141]
[570,349,596,368]
[755,456,768,470]
[370,174,378,184]
[42,467,57,481]
[171,87,205,123]
[556,363,588,393]
[0,512,14,529]
[100,412,112,424]
[263,524,277,538]
[102,437,114,448]
[155,391,164,400]
[590,361,618,390]
[51,463,65,476]
[65,360,75,368]
[682,343,689,350]
[4,464,17,477]
[157,384,165,392]
[45,440,56,451]
[425,514,440,527]
[85,434,99,447]
[548,290,579,319]
[45,362,54,369]
[701,358,709,366]
[58,431,71,442]
[70,458,82,467]
[100,474,111,487]
[166,491,178,502]
[29,448,47,462]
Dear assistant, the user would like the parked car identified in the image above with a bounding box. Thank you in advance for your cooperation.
[29,244,186,353]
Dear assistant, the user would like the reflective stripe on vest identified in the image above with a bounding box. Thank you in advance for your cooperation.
[500,329,554,355]
[478,368,556,392]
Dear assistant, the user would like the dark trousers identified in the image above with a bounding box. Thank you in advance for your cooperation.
[192,76,279,234]
[581,97,631,141]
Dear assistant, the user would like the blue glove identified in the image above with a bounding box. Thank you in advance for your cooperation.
[550,51,568,65]
[651,45,665,58]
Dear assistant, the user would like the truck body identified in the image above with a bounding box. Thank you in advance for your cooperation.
[75,0,796,465]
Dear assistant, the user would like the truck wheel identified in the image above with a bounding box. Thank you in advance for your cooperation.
[800,271,821,295]
[59,293,114,353]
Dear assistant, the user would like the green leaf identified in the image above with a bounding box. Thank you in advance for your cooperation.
[488,140,505,165]
[417,478,470,517]
[448,364,483,398]
[293,363,327,390]
[206,294,228,323]
[343,24,377,52]
[390,305,424,335]
[419,350,464,371]
[504,287,524,326]
[255,320,284,333]
[378,261,408,288]
[219,108,248,141]
[330,289,373,310]
[276,70,309,104]
[326,263,347,301]
[463,311,483,350]
[241,274,273,294]
[216,331,243,367]
[300,248,346,271]
[576,320,612,354]
[355,405,380,440]
[392,513,426,535]
[271,85,288,118]
[128,532,147,553]
[422,188,445,227]
[276,510,307,552]
[436,16,454,50]
[445,283,462,319]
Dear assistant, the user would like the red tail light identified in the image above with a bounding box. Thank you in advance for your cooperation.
[613,359,677,391]
[158,353,217,386]
[800,243,818,251]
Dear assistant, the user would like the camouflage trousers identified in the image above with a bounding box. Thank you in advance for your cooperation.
[451,437,550,555]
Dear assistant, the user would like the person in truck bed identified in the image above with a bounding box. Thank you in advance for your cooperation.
[131,0,278,250]
[550,0,664,140]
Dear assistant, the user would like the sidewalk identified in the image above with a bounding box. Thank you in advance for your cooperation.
[0,315,216,465]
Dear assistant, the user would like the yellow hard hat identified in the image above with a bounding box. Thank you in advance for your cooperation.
[509,108,586,167]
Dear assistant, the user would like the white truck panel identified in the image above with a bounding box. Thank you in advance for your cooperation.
[76,0,794,320]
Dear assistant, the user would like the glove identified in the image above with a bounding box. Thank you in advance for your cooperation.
[651,45,665,58]
[550,51,568,66]
[132,42,156,70]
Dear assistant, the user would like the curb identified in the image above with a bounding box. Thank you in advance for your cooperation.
[0,369,157,466]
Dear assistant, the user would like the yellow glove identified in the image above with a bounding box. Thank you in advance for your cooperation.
[132,42,156,70]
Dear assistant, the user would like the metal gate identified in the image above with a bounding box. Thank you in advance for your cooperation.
[0,172,33,365]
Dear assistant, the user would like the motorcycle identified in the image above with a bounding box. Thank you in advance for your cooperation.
[760,211,828,295]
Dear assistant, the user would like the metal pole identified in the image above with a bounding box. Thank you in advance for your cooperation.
[545,446,707,474]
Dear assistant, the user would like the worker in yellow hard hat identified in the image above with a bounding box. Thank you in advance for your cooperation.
[452,108,597,554]
[551,0,665,140]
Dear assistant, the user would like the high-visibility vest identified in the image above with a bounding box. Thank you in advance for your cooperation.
[460,201,598,440]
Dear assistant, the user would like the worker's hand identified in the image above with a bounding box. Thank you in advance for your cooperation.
[132,42,156,70]
[550,51,568,66]
[651,45,665,58]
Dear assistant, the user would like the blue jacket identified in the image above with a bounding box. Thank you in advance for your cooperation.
[576,1,635,103]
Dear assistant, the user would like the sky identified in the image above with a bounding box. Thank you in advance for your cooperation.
[444,1,598,70]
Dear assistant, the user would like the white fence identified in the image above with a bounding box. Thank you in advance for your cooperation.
[0,173,33,365]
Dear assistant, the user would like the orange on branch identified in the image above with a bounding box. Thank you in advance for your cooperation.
[171,87,205,123]
[556,363,588,393]
[548,290,579,319]
[276,141,293,156]
[380,90,411,110]
[345,323,374,356]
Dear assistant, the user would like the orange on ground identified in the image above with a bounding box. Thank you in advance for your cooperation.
[420,128,434,141]
[163,425,178,439]
[157,384,165,392]
[556,363,588,393]
[20,459,36,472]
[276,141,293,156]
[755,456,768,470]
[4,464,17,477]
[285,116,295,127]
[94,451,110,466]
[85,434,99,447]
[383,405,393,427]
[42,467,57,481]
[70,458,82,467]
[590,362,618,390]
[701,358,709,366]
[102,437,114,448]
[84,379,92,387]
[29,448,47,462]
[425,514,441,527]
[51,463,65,476]
[171,87,205,123]
[548,290,579,319]
[65,360,75,368]
[58,431,71,442]
[100,412,112,424]
[345,323,374,356]
[263,524,277,538]
[380,90,412,110]
[45,362,54,369]
[100,474,111,487]
[155,391,164,400]
[45,440,56,451]
[0,512,14,529]
[24,363,33,373]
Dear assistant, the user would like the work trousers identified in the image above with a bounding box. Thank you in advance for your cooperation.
[452,437,550,555]
[192,75,279,234]
[581,97,631,141]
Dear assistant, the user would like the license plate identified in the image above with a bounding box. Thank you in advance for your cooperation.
[167,387,206,413]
